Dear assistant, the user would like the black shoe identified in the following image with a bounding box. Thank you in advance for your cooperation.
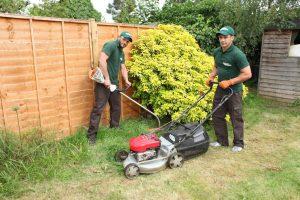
[88,137,96,145]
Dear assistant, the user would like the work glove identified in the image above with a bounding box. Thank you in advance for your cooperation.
[219,79,234,89]
[205,77,214,87]
[88,68,96,80]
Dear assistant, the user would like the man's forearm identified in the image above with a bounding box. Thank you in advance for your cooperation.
[230,66,252,85]
[209,65,218,79]
[121,65,129,82]
[230,73,251,85]
[99,59,110,80]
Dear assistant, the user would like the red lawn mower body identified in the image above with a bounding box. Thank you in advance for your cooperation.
[129,133,160,152]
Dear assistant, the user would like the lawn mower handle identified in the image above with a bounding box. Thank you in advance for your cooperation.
[174,85,234,147]
[117,85,161,127]
[116,85,131,93]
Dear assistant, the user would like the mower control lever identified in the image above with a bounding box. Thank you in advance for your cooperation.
[208,81,218,88]
[116,85,131,93]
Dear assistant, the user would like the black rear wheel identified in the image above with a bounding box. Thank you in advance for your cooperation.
[114,150,129,162]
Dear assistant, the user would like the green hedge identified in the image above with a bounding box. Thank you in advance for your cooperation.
[127,24,216,122]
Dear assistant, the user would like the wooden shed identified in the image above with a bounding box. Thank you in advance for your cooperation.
[258,20,300,102]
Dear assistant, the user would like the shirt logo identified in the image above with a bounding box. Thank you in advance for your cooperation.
[223,62,232,67]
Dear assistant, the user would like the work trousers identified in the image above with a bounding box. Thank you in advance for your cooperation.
[212,87,244,147]
[87,83,121,140]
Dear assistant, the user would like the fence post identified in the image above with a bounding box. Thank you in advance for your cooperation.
[0,91,7,132]
[29,18,42,132]
[61,21,72,135]
[89,19,99,68]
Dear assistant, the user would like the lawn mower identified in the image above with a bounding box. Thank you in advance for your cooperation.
[115,83,234,179]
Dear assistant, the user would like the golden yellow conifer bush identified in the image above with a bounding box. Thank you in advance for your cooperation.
[127,24,247,122]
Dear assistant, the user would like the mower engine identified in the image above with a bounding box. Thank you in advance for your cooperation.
[129,133,160,162]
[135,149,157,162]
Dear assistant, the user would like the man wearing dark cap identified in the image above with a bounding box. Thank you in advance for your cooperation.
[206,26,252,152]
[87,31,132,145]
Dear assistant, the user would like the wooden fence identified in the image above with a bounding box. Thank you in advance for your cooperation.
[0,14,154,137]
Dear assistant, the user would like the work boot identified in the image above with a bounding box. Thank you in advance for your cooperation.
[88,136,96,145]
[210,141,221,147]
[232,146,243,152]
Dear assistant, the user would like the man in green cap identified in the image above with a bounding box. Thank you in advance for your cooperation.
[87,31,132,145]
[206,26,252,152]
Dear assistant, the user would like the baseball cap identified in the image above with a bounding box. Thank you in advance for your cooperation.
[120,31,132,42]
[216,26,235,36]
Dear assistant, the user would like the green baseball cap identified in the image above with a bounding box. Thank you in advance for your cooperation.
[217,26,235,36]
[120,31,132,42]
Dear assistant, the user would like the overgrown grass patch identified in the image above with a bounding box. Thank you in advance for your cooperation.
[0,128,90,197]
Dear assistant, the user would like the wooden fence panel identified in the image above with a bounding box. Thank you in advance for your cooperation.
[0,17,40,133]
[63,22,93,134]
[0,98,4,128]
[31,20,69,137]
[0,14,155,136]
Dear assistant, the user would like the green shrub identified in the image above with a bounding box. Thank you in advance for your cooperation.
[128,24,249,122]
[127,24,215,122]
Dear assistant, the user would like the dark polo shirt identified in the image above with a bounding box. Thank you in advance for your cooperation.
[102,39,125,85]
[213,44,249,92]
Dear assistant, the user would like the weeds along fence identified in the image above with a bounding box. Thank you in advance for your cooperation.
[0,13,154,138]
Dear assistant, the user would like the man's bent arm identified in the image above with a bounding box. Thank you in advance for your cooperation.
[99,52,110,81]
[209,63,218,80]
[230,66,252,85]
[121,64,130,84]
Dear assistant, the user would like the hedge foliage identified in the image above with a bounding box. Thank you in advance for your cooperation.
[127,24,216,122]
[150,0,221,54]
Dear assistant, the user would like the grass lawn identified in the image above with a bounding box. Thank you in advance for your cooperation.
[1,91,299,200]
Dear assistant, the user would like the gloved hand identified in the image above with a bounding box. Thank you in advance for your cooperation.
[88,68,96,80]
[219,79,234,89]
[205,77,214,87]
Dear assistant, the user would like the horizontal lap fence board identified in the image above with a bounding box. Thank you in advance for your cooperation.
[0,14,154,136]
